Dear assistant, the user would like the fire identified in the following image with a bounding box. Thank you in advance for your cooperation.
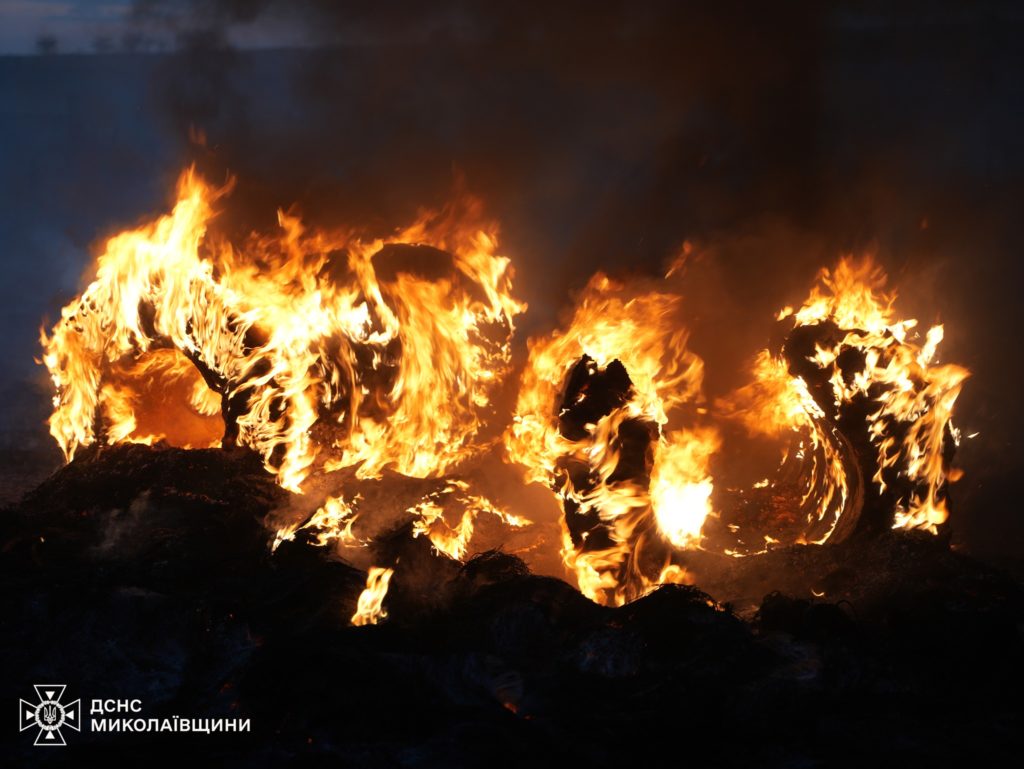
[650,427,721,549]
[408,480,528,561]
[505,273,710,605]
[714,348,853,551]
[41,167,524,492]
[272,493,363,551]
[350,567,394,626]
[775,257,968,533]
[505,255,967,604]
[39,167,967,614]
[274,480,527,565]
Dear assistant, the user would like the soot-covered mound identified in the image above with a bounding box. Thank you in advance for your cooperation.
[0,444,1020,767]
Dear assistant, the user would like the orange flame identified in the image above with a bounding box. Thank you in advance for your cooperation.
[41,167,524,492]
[40,169,967,611]
[505,273,710,605]
[408,480,528,561]
[504,256,967,604]
[351,567,394,626]
[781,257,968,532]
[272,493,363,552]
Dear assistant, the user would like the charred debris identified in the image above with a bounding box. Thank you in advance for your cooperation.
[0,441,1020,767]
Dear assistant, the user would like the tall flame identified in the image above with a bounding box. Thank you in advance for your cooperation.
[505,256,967,604]
[505,274,712,605]
[776,257,968,533]
[39,170,968,613]
[41,168,524,492]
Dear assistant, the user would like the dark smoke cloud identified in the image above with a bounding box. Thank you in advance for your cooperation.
[136,1,827,286]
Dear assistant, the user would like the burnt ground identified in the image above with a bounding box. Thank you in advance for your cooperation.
[0,443,1021,768]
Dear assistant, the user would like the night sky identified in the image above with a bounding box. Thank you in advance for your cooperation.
[1,1,1022,555]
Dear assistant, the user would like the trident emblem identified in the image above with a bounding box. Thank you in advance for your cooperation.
[19,685,80,746]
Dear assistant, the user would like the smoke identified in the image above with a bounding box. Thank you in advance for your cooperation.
[130,2,828,324]
[3,1,1022,553]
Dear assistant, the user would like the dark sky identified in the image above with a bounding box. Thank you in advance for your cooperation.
[0,1,1022,555]
[0,0,311,55]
